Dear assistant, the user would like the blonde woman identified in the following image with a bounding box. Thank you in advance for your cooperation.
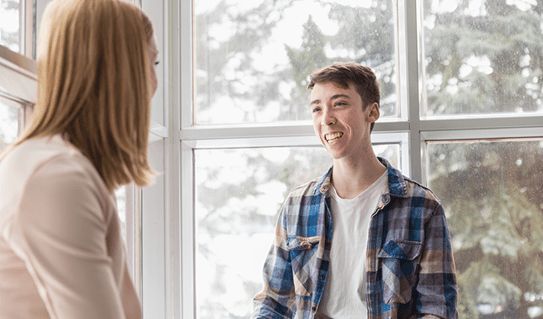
[0,0,158,318]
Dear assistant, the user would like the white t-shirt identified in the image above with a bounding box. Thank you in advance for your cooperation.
[317,172,388,319]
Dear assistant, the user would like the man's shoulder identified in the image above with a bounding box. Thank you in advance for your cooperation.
[279,173,330,214]
[396,174,443,207]
[287,168,332,198]
[289,176,322,196]
[382,158,441,205]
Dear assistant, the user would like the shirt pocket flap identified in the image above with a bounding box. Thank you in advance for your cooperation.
[377,240,422,261]
[287,236,320,251]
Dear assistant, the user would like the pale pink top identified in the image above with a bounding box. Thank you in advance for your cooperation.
[0,135,142,319]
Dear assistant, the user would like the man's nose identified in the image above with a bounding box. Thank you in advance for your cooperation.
[322,109,336,126]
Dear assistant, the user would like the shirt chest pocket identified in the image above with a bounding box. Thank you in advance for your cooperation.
[377,240,422,305]
[288,236,321,298]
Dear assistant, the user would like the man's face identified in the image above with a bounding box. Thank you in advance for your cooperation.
[310,82,378,162]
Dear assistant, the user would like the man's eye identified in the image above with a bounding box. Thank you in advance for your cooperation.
[335,101,346,106]
[312,107,321,113]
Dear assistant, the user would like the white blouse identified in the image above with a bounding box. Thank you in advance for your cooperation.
[0,135,141,319]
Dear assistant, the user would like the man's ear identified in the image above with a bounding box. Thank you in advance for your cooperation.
[366,102,380,124]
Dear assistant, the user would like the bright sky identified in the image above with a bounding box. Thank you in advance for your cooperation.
[0,5,19,32]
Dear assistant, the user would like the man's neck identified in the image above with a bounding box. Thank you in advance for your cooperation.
[331,153,387,200]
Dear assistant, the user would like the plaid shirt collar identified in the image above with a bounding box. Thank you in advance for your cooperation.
[315,157,408,199]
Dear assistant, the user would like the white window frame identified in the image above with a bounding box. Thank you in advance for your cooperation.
[168,0,543,318]
[170,0,420,318]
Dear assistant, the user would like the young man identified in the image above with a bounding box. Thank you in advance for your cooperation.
[251,62,458,319]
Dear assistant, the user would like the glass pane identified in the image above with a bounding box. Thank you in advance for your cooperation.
[0,0,20,52]
[195,144,400,318]
[0,96,20,153]
[194,0,398,125]
[421,0,543,117]
[427,139,543,318]
[115,186,127,243]
[115,184,139,283]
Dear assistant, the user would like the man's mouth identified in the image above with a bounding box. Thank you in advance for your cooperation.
[325,132,343,143]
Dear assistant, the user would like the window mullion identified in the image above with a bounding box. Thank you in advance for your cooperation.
[22,0,33,58]
[420,115,543,132]
[398,0,423,183]
[178,0,194,318]
[180,0,193,130]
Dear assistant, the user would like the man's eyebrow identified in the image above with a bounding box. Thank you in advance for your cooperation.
[330,94,351,100]
[310,94,352,106]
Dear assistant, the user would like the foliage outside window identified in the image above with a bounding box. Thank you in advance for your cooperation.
[422,1,543,318]
[428,140,543,319]
[422,0,543,117]
[194,0,398,125]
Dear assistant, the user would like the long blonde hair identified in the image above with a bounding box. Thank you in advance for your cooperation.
[3,0,155,193]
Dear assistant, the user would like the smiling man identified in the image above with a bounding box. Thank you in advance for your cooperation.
[251,62,458,319]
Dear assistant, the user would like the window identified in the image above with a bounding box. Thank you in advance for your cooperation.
[175,0,543,318]
[0,96,22,152]
[1,0,33,58]
[115,184,140,282]
[194,0,399,125]
[0,0,21,52]
[180,1,408,317]
[419,1,543,317]
[427,138,543,318]
[194,144,400,318]
[421,0,543,117]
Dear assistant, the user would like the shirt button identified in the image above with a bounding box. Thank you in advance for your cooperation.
[320,275,325,280]
[312,306,317,311]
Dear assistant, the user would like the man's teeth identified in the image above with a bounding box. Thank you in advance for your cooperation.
[326,132,343,142]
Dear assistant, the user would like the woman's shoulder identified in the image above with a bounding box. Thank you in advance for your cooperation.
[0,135,115,239]
[7,135,96,172]
[0,135,111,207]
[4,135,76,167]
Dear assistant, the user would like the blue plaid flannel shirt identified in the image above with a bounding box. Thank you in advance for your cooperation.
[251,158,458,319]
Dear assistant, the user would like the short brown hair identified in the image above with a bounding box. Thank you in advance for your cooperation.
[308,62,380,131]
